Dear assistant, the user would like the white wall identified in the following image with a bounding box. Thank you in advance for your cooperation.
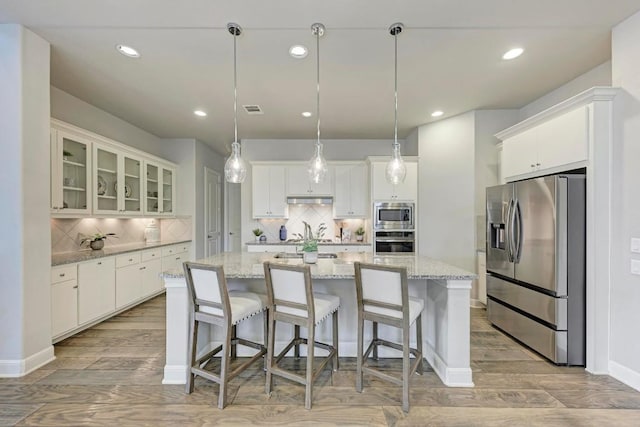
[610,11,640,389]
[51,86,165,157]
[518,61,612,121]
[0,25,53,374]
[417,112,476,271]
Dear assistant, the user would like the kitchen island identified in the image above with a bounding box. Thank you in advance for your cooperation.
[162,252,476,387]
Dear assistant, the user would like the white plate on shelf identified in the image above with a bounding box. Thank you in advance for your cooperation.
[97,175,106,195]
[114,182,133,198]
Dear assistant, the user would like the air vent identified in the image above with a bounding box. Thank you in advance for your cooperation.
[243,105,263,115]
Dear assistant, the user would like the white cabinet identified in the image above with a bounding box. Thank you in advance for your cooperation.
[247,244,298,253]
[51,265,78,338]
[93,143,143,216]
[476,250,487,305]
[78,257,116,325]
[371,160,418,201]
[50,127,92,215]
[144,161,176,216]
[334,162,368,218]
[501,105,589,180]
[252,164,288,218]
[320,244,371,253]
[141,252,163,296]
[161,244,191,273]
[115,253,143,309]
[286,164,333,196]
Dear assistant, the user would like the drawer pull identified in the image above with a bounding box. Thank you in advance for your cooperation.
[140,266,146,270]
[175,257,181,260]
[59,273,65,277]
[97,262,102,265]
[73,285,78,289]
[129,258,133,261]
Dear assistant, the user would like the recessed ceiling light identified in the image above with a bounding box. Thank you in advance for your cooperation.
[116,44,140,58]
[302,111,312,117]
[289,45,308,59]
[431,110,444,117]
[194,110,207,117]
[502,47,524,60]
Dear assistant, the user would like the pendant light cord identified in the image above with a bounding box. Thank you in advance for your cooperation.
[393,30,398,149]
[316,27,321,149]
[233,30,238,146]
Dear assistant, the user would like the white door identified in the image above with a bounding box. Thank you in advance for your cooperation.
[225,180,242,251]
[204,167,221,257]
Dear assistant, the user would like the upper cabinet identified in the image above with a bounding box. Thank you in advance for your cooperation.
[370,159,418,202]
[144,161,176,216]
[51,119,177,218]
[50,128,92,215]
[500,105,589,180]
[334,162,369,218]
[286,164,333,196]
[252,164,288,218]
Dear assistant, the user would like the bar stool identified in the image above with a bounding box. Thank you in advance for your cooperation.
[263,261,340,410]
[354,262,424,413]
[183,262,268,409]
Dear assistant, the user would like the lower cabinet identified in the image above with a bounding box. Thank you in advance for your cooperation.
[78,257,116,325]
[115,253,143,309]
[51,264,79,338]
[161,243,191,272]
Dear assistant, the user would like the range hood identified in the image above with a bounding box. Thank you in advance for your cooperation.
[286,196,333,205]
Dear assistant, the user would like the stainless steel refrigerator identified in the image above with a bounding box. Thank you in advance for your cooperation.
[486,174,585,365]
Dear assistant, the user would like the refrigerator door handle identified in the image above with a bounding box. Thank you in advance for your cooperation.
[506,198,514,262]
[514,199,524,263]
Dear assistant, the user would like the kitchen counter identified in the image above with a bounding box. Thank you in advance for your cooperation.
[163,251,475,388]
[245,241,370,246]
[52,240,192,266]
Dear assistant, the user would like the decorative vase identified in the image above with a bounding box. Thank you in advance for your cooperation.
[255,236,261,242]
[356,235,364,242]
[303,251,318,264]
[89,239,104,250]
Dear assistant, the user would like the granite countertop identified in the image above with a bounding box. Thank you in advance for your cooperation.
[52,240,192,266]
[164,251,475,281]
[246,241,371,246]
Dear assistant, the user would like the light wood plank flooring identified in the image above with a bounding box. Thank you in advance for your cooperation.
[2,295,640,426]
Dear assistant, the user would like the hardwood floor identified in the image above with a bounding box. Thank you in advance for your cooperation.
[2,295,640,426]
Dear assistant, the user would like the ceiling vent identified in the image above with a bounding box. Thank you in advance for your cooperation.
[243,105,263,115]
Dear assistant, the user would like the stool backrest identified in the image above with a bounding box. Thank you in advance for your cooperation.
[183,262,230,319]
[263,262,314,321]
[354,262,409,319]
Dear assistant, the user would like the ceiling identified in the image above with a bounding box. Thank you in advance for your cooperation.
[2,0,640,156]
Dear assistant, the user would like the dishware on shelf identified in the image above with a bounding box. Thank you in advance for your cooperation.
[114,182,133,198]
[97,175,107,195]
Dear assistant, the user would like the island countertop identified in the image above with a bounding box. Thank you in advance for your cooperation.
[164,251,475,280]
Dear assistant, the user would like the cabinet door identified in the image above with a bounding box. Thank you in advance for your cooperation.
[252,165,287,218]
[287,164,333,196]
[141,258,163,296]
[334,163,368,217]
[94,144,120,214]
[501,127,538,179]
[160,166,175,216]
[51,129,92,215]
[122,154,143,215]
[536,106,589,171]
[333,165,352,217]
[78,258,116,325]
[371,161,417,201]
[51,279,78,337]
[115,264,142,309]
[268,167,287,217]
[144,162,160,215]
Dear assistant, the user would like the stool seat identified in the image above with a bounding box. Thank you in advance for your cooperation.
[364,296,424,325]
[201,291,268,325]
[276,292,340,324]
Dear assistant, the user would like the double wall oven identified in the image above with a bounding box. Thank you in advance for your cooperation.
[374,202,415,254]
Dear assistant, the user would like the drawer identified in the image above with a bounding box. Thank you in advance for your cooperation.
[162,244,187,257]
[141,249,162,262]
[51,264,77,284]
[116,253,141,268]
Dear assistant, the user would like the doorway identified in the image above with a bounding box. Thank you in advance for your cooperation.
[224,180,242,252]
[204,167,221,257]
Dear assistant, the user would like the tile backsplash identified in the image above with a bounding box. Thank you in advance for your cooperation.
[51,217,192,253]
[253,205,369,243]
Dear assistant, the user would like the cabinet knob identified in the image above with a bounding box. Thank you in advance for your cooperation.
[97,262,102,265]
[59,273,65,277]
[530,164,536,168]
[175,257,180,260]
[73,285,78,289]
[536,162,541,167]
[129,258,133,261]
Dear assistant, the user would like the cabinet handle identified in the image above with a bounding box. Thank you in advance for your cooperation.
[73,285,78,289]
[59,273,65,277]
[536,162,541,167]
[129,258,133,261]
[97,262,102,265]
[140,266,146,270]
[530,164,536,168]
[151,254,155,257]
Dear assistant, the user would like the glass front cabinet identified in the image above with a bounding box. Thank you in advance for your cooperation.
[93,144,143,216]
[50,129,92,215]
[144,161,175,216]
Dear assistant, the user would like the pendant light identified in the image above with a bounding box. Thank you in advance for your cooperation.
[308,23,328,184]
[224,23,247,183]
[385,23,407,185]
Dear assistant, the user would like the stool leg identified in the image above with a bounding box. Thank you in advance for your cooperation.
[416,313,424,375]
[186,315,199,394]
[305,322,315,410]
[230,325,237,359]
[263,309,269,371]
[402,320,410,413]
[294,325,301,358]
[218,323,232,409]
[372,321,379,360]
[265,310,276,395]
[356,311,364,393]
[332,310,339,371]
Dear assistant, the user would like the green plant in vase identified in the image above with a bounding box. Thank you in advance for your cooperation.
[252,228,264,242]
[295,221,326,263]
[81,232,117,250]
[355,226,366,242]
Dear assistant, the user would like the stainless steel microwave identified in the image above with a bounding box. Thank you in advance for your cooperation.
[374,202,414,230]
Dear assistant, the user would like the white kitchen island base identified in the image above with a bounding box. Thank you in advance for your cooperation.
[162,252,474,387]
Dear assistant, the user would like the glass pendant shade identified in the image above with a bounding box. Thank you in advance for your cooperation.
[385,143,407,185]
[224,141,247,183]
[308,142,328,184]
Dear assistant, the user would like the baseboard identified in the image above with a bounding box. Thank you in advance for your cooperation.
[425,341,474,387]
[162,365,188,384]
[609,360,640,392]
[0,345,55,377]
[470,299,486,309]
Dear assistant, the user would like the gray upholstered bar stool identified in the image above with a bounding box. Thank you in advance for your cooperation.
[354,262,424,413]
[263,261,340,410]
[183,262,268,409]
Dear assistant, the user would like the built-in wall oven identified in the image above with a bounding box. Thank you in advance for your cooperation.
[374,202,414,230]
[374,230,415,254]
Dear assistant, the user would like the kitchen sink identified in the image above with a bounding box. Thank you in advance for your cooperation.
[273,252,338,259]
